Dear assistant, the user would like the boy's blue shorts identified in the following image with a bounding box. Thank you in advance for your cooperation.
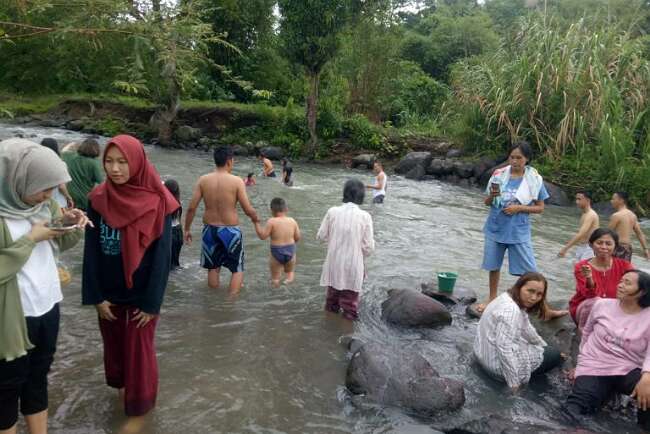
[481,237,537,276]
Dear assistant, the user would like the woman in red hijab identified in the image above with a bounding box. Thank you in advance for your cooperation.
[82,135,179,430]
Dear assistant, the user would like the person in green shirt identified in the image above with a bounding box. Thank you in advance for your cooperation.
[61,138,104,211]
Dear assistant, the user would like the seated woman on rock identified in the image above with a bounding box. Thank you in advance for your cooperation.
[565,270,650,431]
[569,228,633,330]
[474,272,563,392]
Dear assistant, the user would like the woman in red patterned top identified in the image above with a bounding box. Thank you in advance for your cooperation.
[569,228,633,329]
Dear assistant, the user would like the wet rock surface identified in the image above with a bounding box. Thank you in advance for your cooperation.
[351,153,376,169]
[346,342,466,415]
[382,289,452,327]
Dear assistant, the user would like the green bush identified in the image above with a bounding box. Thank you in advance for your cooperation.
[343,114,384,150]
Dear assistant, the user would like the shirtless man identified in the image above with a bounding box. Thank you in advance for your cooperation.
[365,160,387,204]
[259,153,276,177]
[558,191,599,262]
[608,191,649,261]
[185,146,259,293]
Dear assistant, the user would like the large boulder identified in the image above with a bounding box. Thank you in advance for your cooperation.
[405,164,426,181]
[260,146,284,160]
[351,153,376,169]
[395,152,432,175]
[346,342,465,415]
[453,161,474,179]
[232,144,252,156]
[544,181,571,207]
[382,289,452,327]
[421,282,478,306]
[175,125,202,142]
[427,158,445,176]
[446,148,463,158]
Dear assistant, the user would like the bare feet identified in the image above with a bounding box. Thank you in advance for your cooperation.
[271,279,281,288]
[283,272,295,284]
[118,415,147,434]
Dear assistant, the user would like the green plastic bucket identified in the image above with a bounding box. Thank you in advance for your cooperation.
[437,272,458,293]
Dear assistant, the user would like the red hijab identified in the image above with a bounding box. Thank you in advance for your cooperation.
[89,135,179,288]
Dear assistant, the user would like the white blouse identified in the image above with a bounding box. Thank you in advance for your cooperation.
[5,218,62,317]
[473,292,546,388]
[317,202,375,292]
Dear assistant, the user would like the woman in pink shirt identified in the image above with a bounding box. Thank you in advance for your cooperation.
[565,269,650,430]
[568,228,633,329]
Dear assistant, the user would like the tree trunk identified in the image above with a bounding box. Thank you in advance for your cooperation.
[154,43,180,147]
[306,70,320,158]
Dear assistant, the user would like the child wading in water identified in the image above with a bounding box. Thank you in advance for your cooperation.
[164,179,183,269]
[244,173,256,187]
[254,198,301,287]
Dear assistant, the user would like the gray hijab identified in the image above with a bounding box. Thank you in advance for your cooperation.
[0,138,71,222]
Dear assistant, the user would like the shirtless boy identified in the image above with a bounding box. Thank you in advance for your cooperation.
[365,160,387,204]
[254,198,301,287]
[259,153,276,177]
[558,191,599,261]
[185,146,259,293]
[608,191,649,261]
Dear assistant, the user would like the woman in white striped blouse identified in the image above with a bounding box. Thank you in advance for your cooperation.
[317,179,375,321]
[473,272,563,391]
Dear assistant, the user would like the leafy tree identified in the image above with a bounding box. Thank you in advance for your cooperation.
[278,0,361,156]
[0,0,229,145]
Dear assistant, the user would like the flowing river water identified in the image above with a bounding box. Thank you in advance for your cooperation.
[2,123,649,434]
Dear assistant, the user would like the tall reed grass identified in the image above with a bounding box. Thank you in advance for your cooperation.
[450,17,650,211]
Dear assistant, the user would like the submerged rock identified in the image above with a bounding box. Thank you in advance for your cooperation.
[382,289,452,327]
[346,342,465,415]
[351,153,376,169]
[442,414,596,434]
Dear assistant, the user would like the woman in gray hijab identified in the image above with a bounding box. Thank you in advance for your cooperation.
[0,138,89,434]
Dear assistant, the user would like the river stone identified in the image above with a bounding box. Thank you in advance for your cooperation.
[421,283,478,306]
[346,342,465,415]
[427,158,445,176]
[453,162,474,179]
[395,152,432,175]
[405,164,426,181]
[232,144,251,156]
[175,125,202,142]
[466,304,482,319]
[446,148,463,158]
[382,289,452,327]
[443,414,595,434]
[351,153,376,169]
[592,201,615,215]
[67,119,86,131]
[544,181,571,206]
[440,159,455,176]
[260,146,284,160]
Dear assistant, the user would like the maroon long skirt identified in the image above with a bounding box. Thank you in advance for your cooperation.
[98,305,158,416]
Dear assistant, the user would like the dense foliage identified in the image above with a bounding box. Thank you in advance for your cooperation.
[1,0,650,207]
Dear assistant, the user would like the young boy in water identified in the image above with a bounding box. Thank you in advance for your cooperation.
[254,198,301,287]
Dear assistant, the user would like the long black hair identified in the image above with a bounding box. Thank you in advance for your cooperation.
[164,179,182,220]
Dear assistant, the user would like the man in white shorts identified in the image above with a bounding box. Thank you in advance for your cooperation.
[558,191,599,262]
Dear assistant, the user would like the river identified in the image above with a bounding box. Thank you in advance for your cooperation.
[2,123,648,433]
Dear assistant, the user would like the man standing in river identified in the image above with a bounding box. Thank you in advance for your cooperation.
[184,146,259,294]
[558,191,599,262]
[259,152,276,177]
[366,160,387,204]
[608,191,650,261]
